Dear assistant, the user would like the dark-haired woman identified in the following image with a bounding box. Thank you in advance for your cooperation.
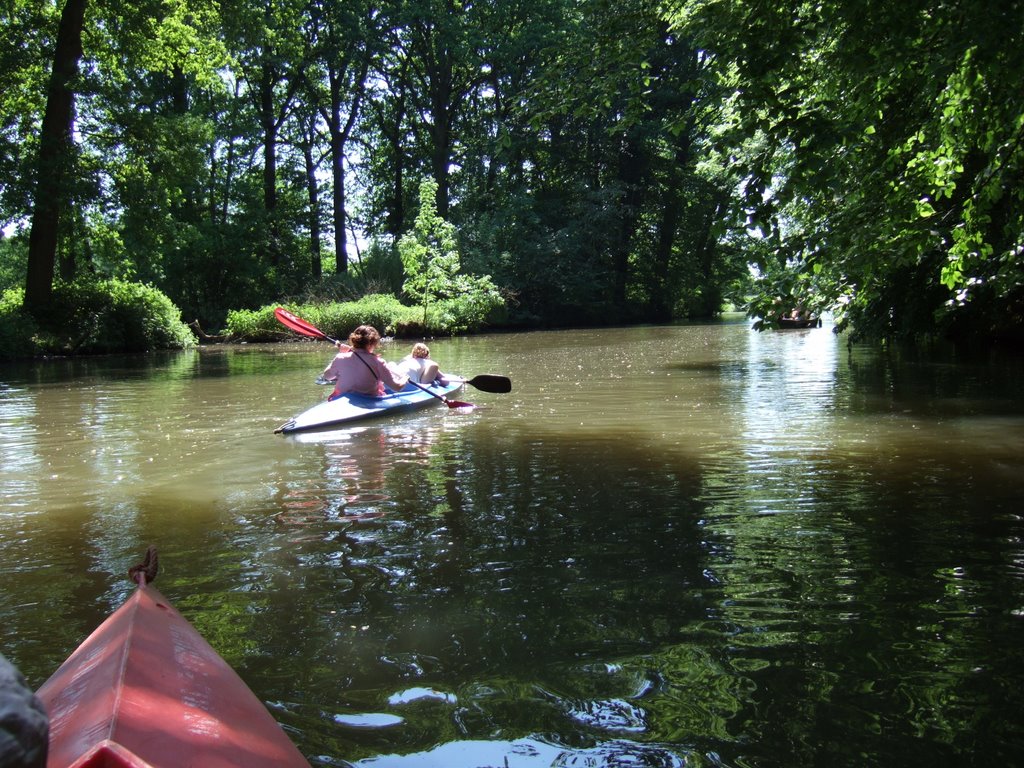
[321,325,408,399]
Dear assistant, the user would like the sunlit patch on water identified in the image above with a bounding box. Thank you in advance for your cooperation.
[388,687,457,706]
[349,737,689,767]
[289,426,374,444]
[333,712,405,728]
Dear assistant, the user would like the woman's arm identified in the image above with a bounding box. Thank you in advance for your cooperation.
[378,359,409,392]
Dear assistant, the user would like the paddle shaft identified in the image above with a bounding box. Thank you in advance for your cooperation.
[406,377,461,407]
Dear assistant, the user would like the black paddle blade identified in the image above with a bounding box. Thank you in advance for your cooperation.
[463,374,512,393]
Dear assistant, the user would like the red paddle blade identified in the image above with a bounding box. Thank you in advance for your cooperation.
[444,398,476,409]
[274,307,328,340]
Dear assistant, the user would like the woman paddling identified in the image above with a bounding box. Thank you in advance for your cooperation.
[321,325,408,400]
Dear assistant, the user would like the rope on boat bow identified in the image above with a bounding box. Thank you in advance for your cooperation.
[128,545,159,585]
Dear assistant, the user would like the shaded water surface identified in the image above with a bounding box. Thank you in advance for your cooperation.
[2,322,1023,767]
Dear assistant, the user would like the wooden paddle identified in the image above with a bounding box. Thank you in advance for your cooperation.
[274,307,511,407]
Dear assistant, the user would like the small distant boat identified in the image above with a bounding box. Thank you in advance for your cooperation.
[35,548,311,768]
[777,316,822,329]
[275,380,467,434]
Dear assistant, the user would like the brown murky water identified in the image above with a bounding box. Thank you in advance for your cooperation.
[2,321,1023,766]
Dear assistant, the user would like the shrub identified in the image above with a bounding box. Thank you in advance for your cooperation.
[0,288,40,360]
[18,279,195,355]
[228,295,423,342]
[226,291,502,343]
[328,295,420,337]
[104,281,197,352]
[222,307,273,341]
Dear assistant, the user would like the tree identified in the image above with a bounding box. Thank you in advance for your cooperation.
[23,0,87,314]
[18,0,226,318]
[399,178,461,324]
[398,0,488,218]
[501,0,740,323]
[303,0,377,275]
[0,1,52,234]
[669,0,1024,343]
[399,178,501,330]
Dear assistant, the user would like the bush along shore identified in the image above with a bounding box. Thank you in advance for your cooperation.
[224,291,505,345]
[1,280,196,360]
[1,282,506,360]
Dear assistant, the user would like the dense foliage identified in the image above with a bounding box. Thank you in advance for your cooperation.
[226,296,419,341]
[0,279,195,357]
[1,0,1021,347]
[669,0,1024,342]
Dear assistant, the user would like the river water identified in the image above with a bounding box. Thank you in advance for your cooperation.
[2,320,1023,767]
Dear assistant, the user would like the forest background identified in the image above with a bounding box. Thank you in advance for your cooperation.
[1,0,1022,357]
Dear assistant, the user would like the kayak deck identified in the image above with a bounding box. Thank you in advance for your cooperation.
[36,577,310,768]
[275,380,466,434]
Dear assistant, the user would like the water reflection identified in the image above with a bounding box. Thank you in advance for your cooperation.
[245,416,716,765]
[349,736,689,767]
[2,328,1023,767]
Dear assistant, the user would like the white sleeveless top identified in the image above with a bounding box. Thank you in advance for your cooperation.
[397,356,431,383]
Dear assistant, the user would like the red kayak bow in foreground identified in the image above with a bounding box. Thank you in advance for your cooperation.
[35,548,311,768]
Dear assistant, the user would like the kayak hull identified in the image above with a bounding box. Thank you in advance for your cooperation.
[276,380,465,434]
[35,581,310,768]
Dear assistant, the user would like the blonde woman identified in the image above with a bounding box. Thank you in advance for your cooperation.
[396,342,445,386]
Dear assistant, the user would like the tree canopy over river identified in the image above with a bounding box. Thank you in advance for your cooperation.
[1,0,1022,344]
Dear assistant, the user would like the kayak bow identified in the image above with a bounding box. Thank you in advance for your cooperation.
[35,548,311,768]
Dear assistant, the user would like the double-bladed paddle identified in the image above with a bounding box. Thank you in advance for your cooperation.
[273,307,511,408]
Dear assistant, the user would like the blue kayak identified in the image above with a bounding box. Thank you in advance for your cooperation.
[275,380,466,434]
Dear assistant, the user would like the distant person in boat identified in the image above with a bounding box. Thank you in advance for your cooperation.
[396,342,448,387]
[321,325,408,400]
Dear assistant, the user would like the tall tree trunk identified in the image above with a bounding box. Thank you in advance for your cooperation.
[330,145,347,275]
[261,69,279,268]
[327,71,347,274]
[651,193,681,322]
[214,79,242,225]
[385,60,410,239]
[301,119,322,280]
[611,131,646,311]
[24,0,87,315]
[692,192,729,315]
[168,65,200,225]
[325,59,367,275]
[428,60,452,219]
[651,135,692,321]
[381,83,407,239]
